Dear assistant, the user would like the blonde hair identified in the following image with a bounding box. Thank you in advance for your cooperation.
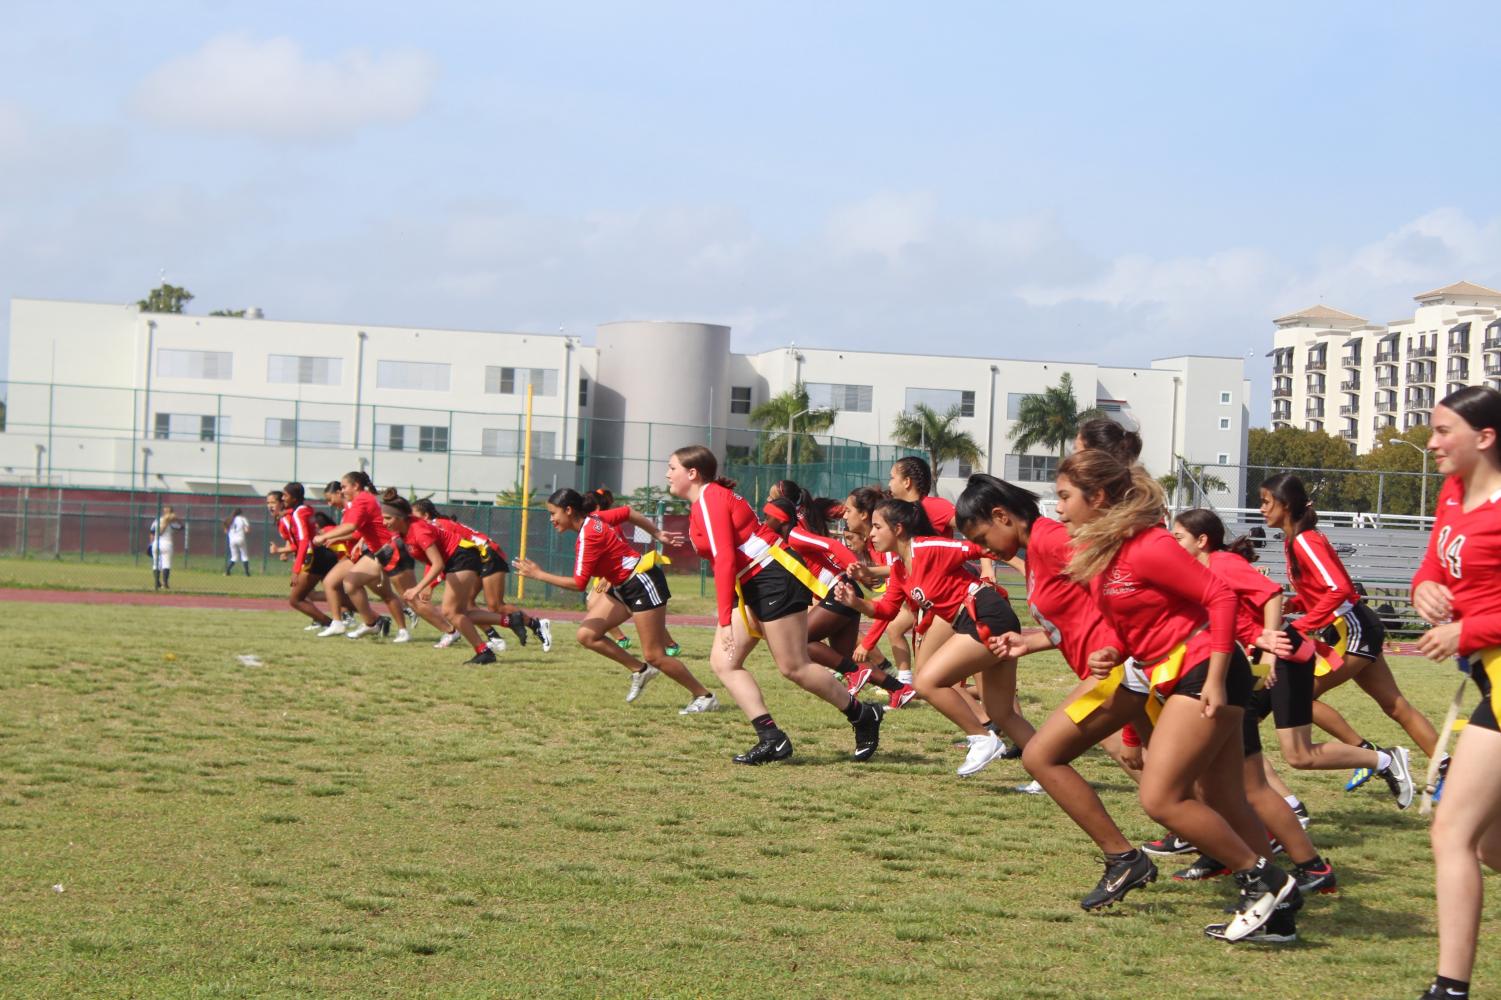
[1061,450,1167,582]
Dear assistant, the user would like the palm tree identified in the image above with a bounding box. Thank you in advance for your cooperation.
[1008,372,1102,459]
[748,383,836,465]
[1162,456,1230,507]
[891,404,984,477]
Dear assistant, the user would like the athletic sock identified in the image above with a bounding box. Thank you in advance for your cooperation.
[1358,739,1376,751]
[835,656,863,676]
[1295,853,1324,870]
[1105,848,1140,863]
[984,721,1001,738]
[1432,975,1469,998]
[875,673,903,693]
[896,669,913,685]
[1375,750,1393,772]
[485,627,500,640]
[473,643,488,655]
[751,714,778,735]
[1283,794,1302,810]
[842,696,863,722]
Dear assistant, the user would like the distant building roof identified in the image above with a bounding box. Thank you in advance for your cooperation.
[1414,280,1501,302]
[1273,304,1368,325]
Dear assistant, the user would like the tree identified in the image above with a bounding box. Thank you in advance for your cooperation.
[209,308,247,318]
[494,481,543,509]
[1008,372,1102,459]
[1161,455,1230,507]
[1246,426,1362,510]
[137,283,194,314]
[624,483,685,516]
[748,383,836,466]
[1349,425,1434,517]
[891,403,984,476]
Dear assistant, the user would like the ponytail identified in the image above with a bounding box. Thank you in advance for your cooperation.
[283,482,306,507]
[1059,450,1167,582]
[343,470,376,494]
[874,497,937,539]
[1076,417,1143,462]
[412,498,441,520]
[548,488,589,516]
[892,456,933,498]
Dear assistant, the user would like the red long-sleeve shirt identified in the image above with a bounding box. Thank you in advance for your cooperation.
[1024,517,1123,680]
[784,527,860,590]
[343,490,394,551]
[289,504,319,575]
[1411,475,1501,655]
[598,506,636,544]
[1088,528,1238,682]
[1206,549,1283,647]
[573,513,641,588]
[1283,528,1359,634]
[689,483,765,627]
[922,496,956,537]
[437,516,508,561]
[403,517,464,566]
[860,537,988,650]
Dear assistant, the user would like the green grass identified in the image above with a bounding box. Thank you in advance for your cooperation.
[0,602,1492,998]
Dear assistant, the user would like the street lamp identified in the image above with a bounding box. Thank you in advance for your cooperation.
[785,407,813,480]
[1393,438,1431,517]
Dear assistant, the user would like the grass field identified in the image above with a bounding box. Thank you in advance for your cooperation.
[0,602,1494,999]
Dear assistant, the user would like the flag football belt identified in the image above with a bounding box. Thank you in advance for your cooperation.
[1462,645,1501,724]
[1064,663,1129,724]
[735,543,824,639]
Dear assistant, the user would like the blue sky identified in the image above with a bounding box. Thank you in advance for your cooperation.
[3,1,1500,423]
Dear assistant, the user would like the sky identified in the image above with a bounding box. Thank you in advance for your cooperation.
[3,1,1500,424]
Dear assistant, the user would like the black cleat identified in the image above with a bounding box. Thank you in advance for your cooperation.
[852,703,884,762]
[1294,859,1338,895]
[734,732,793,765]
[375,615,393,638]
[509,619,530,645]
[1292,801,1311,827]
[1081,850,1157,911]
[465,649,497,666]
[999,741,1024,760]
[1173,854,1230,881]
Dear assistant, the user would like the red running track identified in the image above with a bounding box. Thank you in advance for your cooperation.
[0,587,721,627]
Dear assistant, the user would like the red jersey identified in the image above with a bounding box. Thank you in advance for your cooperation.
[343,490,393,551]
[1087,527,1238,687]
[276,512,293,545]
[288,504,319,575]
[1412,475,1501,655]
[403,517,464,566]
[1023,517,1123,680]
[1206,549,1282,647]
[1283,528,1359,634]
[861,537,988,650]
[438,516,508,560]
[598,506,636,545]
[573,513,642,588]
[784,527,860,590]
[922,496,956,537]
[689,482,765,627]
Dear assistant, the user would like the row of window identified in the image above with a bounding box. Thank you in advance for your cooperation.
[156,350,582,401]
[152,413,560,457]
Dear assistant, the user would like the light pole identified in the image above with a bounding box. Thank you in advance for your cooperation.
[1394,438,1431,516]
[785,407,812,480]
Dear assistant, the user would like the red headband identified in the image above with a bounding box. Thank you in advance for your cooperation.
[761,501,793,524]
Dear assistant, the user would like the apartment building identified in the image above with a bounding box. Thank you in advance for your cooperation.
[1270,281,1501,452]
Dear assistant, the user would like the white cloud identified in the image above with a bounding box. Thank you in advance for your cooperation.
[130,33,437,141]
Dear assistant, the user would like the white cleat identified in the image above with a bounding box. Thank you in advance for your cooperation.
[626,665,660,703]
[679,694,720,715]
[346,620,377,640]
[391,628,411,644]
[317,620,348,638]
[487,636,507,654]
[434,631,461,649]
[304,623,324,631]
[957,732,1005,777]
[537,618,553,653]
[1014,779,1046,795]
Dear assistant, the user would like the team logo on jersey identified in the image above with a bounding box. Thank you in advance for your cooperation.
[908,585,935,612]
[1103,566,1137,597]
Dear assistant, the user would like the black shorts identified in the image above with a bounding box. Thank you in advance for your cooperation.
[607,566,671,612]
[739,563,811,623]
[1249,629,1315,730]
[815,579,862,619]
[1467,653,1501,733]
[1318,601,1385,662]
[444,545,483,576]
[1171,645,1254,708]
[306,546,340,579]
[479,547,510,577]
[952,587,1021,644]
[373,543,415,576]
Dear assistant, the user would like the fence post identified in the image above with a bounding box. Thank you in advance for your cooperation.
[79,503,86,561]
[293,399,301,485]
[445,407,454,502]
[19,488,28,558]
[53,487,61,560]
[46,382,54,483]
[1376,472,1384,527]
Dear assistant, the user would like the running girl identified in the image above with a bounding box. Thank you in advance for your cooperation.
[283,482,342,631]
[311,471,412,642]
[667,445,884,764]
[1411,386,1501,1000]
[1060,448,1299,941]
[512,488,715,712]
[587,488,683,657]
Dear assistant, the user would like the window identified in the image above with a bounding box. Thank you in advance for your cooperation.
[1219,391,1232,405]
[1217,453,1230,465]
[481,428,557,458]
[1218,417,1231,430]
[578,377,590,408]
[157,348,232,380]
[264,418,339,447]
[153,413,225,441]
[267,354,342,385]
[730,386,753,415]
[805,382,873,412]
[725,444,753,462]
[1006,392,1037,420]
[376,360,450,391]
[954,460,973,479]
[1004,453,1058,483]
[904,387,975,418]
[375,423,449,453]
[485,366,558,396]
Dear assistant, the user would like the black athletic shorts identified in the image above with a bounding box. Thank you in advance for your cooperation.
[1318,601,1385,662]
[307,545,340,579]
[479,547,510,577]
[1248,629,1316,730]
[444,545,483,576]
[952,587,1021,644]
[739,562,811,623]
[1171,645,1254,708]
[607,565,671,612]
[1466,652,1501,733]
[373,543,415,576]
[815,578,862,619]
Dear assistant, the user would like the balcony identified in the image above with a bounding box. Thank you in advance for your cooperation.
[1372,415,1395,433]
[1340,377,1361,391]
[1448,362,1470,380]
[1273,382,1291,398]
[1305,406,1326,419]
[1339,403,1359,416]
[1376,349,1400,364]
[1450,338,1471,355]
[1273,360,1294,374]
[1411,344,1437,358]
[1488,358,1501,376]
[1376,373,1398,387]
[1342,353,1362,369]
[1305,358,1327,372]
[1485,335,1501,352]
[1407,367,1435,385]
[1340,425,1358,441]
[1376,398,1397,413]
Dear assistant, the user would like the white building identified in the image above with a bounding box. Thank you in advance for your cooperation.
[1269,281,1501,452]
[1,298,1250,502]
